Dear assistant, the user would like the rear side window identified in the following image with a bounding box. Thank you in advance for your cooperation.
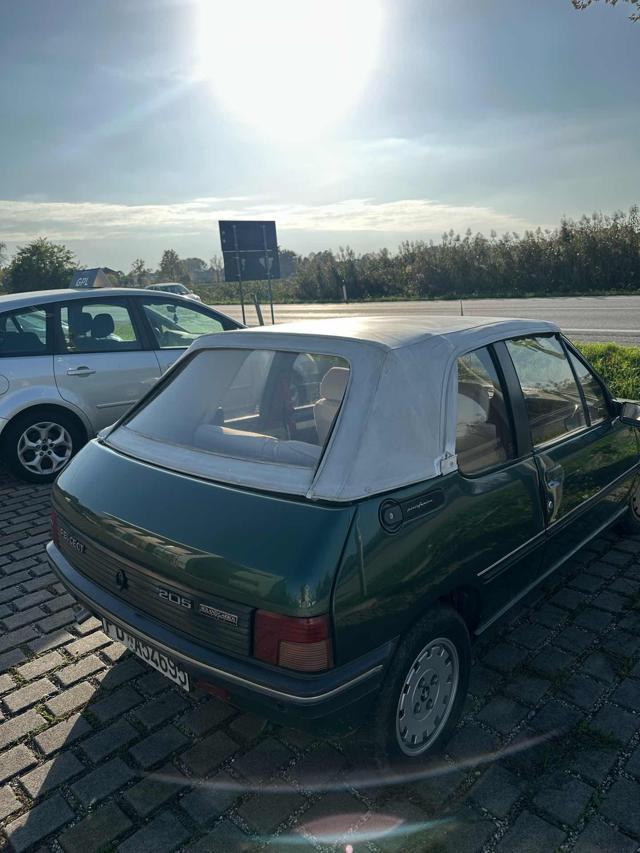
[506,335,586,446]
[456,346,515,474]
[60,301,141,353]
[568,350,609,424]
[0,307,49,356]
[120,348,350,469]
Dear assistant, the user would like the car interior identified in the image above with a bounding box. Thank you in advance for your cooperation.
[125,350,350,469]
[0,312,48,355]
[62,305,138,352]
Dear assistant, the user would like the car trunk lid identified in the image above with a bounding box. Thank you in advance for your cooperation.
[52,440,356,658]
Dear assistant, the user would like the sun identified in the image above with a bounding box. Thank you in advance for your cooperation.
[195,0,383,139]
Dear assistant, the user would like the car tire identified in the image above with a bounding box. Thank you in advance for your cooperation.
[1,408,85,484]
[370,606,471,768]
[621,479,640,534]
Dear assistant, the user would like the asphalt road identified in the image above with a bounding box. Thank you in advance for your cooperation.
[210,295,640,345]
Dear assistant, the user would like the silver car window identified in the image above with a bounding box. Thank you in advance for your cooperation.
[59,301,141,353]
[141,300,223,349]
[0,307,49,356]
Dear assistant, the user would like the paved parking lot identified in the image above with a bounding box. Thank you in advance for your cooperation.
[0,470,639,853]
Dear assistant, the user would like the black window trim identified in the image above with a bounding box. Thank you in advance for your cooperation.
[559,336,593,428]
[455,341,522,479]
[561,336,614,417]
[53,295,146,356]
[502,331,609,454]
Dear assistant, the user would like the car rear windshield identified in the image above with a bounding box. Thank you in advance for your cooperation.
[119,348,350,469]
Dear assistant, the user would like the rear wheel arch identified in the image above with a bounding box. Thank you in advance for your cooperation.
[0,404,90,482]
[442,586,482,635]
[371,603,471,766]
[2,403,90,446]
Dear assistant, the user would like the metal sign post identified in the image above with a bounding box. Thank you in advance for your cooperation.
[261,223,275,324]
[232,223,246,326]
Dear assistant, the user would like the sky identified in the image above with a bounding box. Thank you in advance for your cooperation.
[0,0,638,272]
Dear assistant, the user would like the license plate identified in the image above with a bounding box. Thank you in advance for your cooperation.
[102,619,190,692]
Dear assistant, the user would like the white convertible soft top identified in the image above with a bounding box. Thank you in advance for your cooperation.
[108,315,559,501]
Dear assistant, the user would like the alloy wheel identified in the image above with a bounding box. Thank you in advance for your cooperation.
[17,421,73,477]
[395,636,459,756]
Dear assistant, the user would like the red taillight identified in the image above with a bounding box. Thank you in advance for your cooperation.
[51,510,60,548]
[254,610,333,673]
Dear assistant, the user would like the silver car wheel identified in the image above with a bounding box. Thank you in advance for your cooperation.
[17,421,73,476]
[395,637,459,756]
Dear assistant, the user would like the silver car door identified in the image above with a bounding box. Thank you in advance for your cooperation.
[53,297,161,433]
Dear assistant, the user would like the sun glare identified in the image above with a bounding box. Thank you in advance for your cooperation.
[196,0,383,139]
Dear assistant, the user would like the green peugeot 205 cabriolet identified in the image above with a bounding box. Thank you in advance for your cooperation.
[47,316,640,765]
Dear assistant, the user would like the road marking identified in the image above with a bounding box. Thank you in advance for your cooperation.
[563,329,640,336]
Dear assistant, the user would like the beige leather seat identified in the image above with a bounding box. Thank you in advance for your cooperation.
[314,367,349,445]
[456,385,505,470]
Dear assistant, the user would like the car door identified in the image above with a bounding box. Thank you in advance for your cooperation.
[53,297,161,433]
[451,343,547,627]
[505,334,639,568]
[135,297,237,373]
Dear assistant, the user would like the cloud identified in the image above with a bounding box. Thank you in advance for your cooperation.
[0,196,536,245]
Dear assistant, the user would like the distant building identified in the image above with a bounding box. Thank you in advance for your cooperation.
[69,267,120,289]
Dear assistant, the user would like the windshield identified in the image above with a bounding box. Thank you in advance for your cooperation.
[118,348,349,469]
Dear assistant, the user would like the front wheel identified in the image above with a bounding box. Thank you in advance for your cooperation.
[371,606,471,768]
[620,480,640,535]
[1,409,85,483]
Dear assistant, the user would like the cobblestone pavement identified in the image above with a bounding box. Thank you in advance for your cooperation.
[1,470,639,853]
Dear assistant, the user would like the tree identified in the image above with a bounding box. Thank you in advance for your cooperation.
[182,257,207,274]
[130,258,150,287]
[4,238,76,293]
[571,0,639,20]
[0,242,7,290]
[209,254,224,282]
[278,248,298,279]
[158,249,182,281]
[181,257,208,285]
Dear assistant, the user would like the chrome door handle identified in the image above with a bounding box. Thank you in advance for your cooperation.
[544,464,564,487]
[66,366,96,376]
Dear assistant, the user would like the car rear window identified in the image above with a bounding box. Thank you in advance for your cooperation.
[118,348,350,469]
[0,307,48,356]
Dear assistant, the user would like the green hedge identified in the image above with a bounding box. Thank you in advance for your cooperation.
[574,342,640,399]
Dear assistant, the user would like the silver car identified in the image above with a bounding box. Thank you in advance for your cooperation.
[144,282,202,302]
[0,288,240,482]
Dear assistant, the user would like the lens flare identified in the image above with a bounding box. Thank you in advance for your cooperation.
[195,0,383,139]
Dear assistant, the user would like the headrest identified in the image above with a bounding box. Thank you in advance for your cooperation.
[319,367,349,402]
[92,313,115,339]
[458,382,490,414]
[457,392,489,425]
[72,312,93,336]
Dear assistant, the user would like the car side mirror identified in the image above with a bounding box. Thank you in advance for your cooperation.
[618,400,640,426]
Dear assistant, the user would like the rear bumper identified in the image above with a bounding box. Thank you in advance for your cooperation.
[46,541,395,726]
